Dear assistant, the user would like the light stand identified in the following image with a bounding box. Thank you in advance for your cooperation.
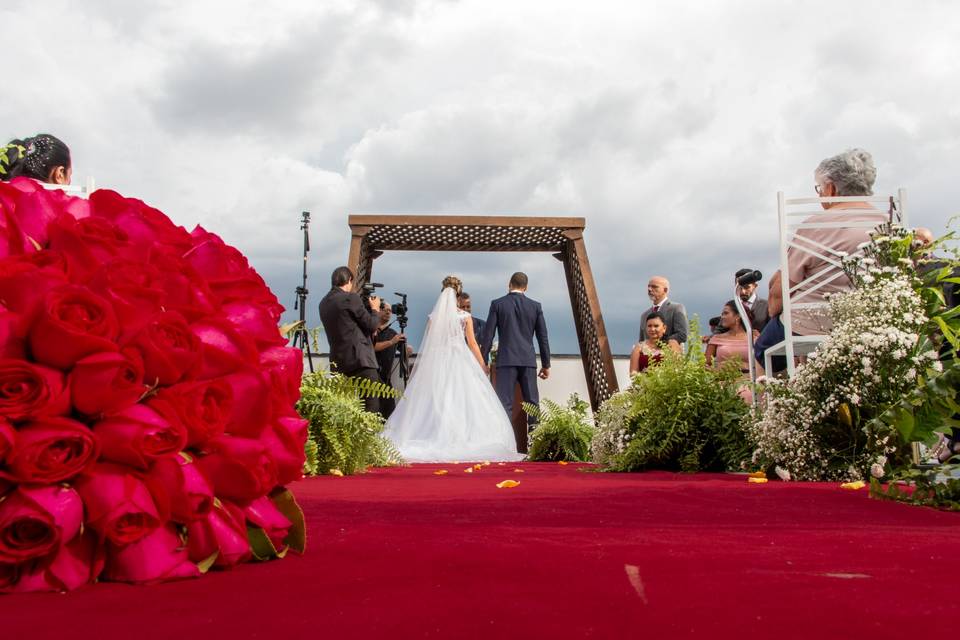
[291,211,315,373]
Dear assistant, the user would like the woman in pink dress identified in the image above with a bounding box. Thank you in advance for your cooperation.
[706,301,757,402]
[629,312,681,375]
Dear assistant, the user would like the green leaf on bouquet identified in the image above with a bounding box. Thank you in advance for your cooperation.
[271,487,307,554]
[196,550,220,574]
[247,525,284,561]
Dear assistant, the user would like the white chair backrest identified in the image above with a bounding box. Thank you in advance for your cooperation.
[777,189,906,339]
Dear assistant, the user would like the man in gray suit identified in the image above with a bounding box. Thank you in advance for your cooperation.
[639,276,688,344]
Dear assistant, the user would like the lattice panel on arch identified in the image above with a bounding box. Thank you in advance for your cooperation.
[566,245,615,404]
[364,224,570,252]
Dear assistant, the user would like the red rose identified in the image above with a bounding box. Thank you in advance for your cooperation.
[221,369,270,438]
[0,485,83,564]
[0,359,69,422]
[149,379,233,448]
[0,251,69,325]
[1,417,99,484]
[0,182,61,254]
[0,203,30,258]
[243,495,292,552]
[128,311,200,386]
[190,318,259,379]
[185,228,283,319]
[87,259,165,342]
[92,404,187,470]
[196,435,278,502]
[102,523,200,584]
[29,285,119,370]
[0,418,14,464]
[144,453,213,524]
[75,463,162,546]
[259,346,304,414]
[147,248,217,322]
[89,190,192,253]
[222,301,286,349]
[47,213,135,283]
[186,500,251,568]
[259,416,308,485]
[2,528,103,593]
[69,350,147,418]
[0,308,26,359]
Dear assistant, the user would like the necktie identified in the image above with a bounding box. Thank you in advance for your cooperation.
[652,305,660,313]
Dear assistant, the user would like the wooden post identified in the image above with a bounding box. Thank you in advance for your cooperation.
[562,229,619,411]
[347,225,372,285]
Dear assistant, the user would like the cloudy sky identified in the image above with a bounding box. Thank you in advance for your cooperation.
[3,0,959,353]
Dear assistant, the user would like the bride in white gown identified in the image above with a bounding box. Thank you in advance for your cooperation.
[384,276,524,462]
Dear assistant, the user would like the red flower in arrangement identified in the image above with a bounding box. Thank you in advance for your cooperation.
[0,359,70,422]
[0,179,306,593]
[92,404,186,470]
[69,350,148,418]
[1,417,99,484]
[29,285,120,370]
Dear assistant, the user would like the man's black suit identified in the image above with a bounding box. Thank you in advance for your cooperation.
[480,292,550,433]
[318,287,382,412]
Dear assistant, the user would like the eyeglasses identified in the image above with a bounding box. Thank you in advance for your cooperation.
[814,182,831,196]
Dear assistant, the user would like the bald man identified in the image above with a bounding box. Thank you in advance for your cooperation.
[639,276,689,345]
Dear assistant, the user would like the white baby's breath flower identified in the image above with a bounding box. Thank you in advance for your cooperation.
[774,466,791,481]
[870,463,885,479]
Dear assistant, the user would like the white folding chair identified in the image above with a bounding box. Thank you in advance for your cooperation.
[40,176,96,197]
[763,189,907,377]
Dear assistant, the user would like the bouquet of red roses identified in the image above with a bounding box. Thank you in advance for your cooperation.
[0,177,306,593]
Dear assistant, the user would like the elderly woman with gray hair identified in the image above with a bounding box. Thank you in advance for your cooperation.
[755,149,888,370]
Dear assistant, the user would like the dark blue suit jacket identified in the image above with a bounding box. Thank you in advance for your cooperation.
[480,292,550,369]
[471,316,485,345]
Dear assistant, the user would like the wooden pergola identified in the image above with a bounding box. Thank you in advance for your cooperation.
[346,215,618,411]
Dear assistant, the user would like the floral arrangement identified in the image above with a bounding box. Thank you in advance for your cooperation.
[0,177,306,593]
[592,324,751,472]
[297,371,402,475]
[746,223,944,481]
[523,394,594,462]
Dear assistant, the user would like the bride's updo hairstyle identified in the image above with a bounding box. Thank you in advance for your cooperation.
[0,134,71,183]
[441,275,463,296]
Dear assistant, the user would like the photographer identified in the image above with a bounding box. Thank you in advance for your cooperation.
[318,266,382,413]
[373,305,407,419]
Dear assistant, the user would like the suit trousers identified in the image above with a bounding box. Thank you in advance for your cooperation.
[494,366,540,428]
[344,367,381,415]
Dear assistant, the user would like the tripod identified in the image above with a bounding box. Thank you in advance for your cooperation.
[394,292,410,388]
[291,211,315,373]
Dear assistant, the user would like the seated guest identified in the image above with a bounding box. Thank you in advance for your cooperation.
[706,301,753,371]
[734,268,769,332]
[639,276,688,345]
[629,312,681,375]
[0,133,72,184]
[756,148,886,370]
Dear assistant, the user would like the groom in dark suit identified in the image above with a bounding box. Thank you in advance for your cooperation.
[480,272,550,439]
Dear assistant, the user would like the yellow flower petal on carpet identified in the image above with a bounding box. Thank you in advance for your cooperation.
[497,462,506,466]
[558,461,568,466]
[473,464,484,470]
[747,477,768,484]
[747,471,766,478]
[329,469,344,477]
[433,470,448,475]
[482,461,491,466]
[513,469,525,473]
[496,480,520,489]
[464,467,474,473]
[840,481,866,490]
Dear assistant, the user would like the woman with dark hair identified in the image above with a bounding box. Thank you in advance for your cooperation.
[706,301,751,370]
[629,312,681,375]
[0,134,72,184]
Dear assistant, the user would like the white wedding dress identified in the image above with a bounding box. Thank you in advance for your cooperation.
[384,287,524,462]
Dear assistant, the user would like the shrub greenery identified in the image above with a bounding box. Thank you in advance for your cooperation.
[592,323,751,472]
[297,371,403,475]
[523,394,594,462]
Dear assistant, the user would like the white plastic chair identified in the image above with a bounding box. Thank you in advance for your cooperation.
[763,189,907,377]
[40,177,96,197]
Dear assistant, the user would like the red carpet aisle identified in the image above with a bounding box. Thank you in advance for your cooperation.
[3,463,959,639]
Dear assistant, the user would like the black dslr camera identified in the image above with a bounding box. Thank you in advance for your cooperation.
[735,269,762,286]
[360,281,383,311]
[390,292,409,331]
